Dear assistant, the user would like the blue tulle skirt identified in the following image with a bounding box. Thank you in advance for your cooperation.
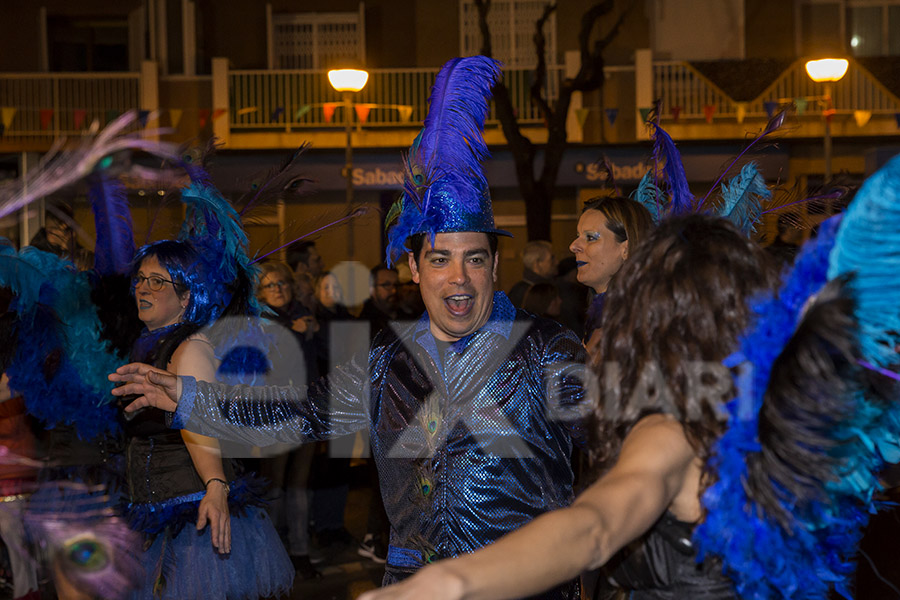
[126,506,294,599]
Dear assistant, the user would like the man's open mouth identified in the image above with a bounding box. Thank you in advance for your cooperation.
[445,294,473,316]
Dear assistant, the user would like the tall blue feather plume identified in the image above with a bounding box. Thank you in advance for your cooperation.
[649,121,694,215]
[716,163,772,235]
[410,56,500,212]
[89,173,135,276]
[386,56,503,266]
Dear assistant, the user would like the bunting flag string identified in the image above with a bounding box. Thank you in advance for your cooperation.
[639,107,653,123]
[604,108,618,126]
[137,110,150,128]
[169,108,183,129]
[323,102,338,123]
[763,101,779,118]
[39,109,54,130]
[212,108,227,121]
[397,105,413,122]
[2,107,17,131]
[895,113,900,129]
[703,104,716,123]
[197,108,210,128]
[795,98,808,115]
[354,103,373,124]
[270,106,285,122]
[671,106,682,122]
[574,108,590,129]
[734,102,747,124]
[854,110,872,128]
[294,105,311,120]
[72,109,87,130]
[237,107,258,117]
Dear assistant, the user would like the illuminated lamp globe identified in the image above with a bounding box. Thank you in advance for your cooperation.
[328,69,369,93]
[804,58,849,83]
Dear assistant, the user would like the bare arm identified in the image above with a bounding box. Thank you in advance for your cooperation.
[170,337,231,555]
[360,414,699,600]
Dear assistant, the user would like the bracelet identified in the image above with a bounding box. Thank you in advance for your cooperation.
[205,478,230,493]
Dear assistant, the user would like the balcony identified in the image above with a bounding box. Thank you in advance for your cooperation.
[1,54,898,153]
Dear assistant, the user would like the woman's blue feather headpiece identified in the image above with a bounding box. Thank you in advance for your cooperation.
[385,56,511,266]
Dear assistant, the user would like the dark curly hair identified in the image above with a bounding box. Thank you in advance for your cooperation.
[591,215,777,467]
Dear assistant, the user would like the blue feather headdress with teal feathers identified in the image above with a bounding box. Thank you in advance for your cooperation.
[385,56,511,266]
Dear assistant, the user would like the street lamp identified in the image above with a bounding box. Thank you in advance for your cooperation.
[328,68,369,257]
[805,58,849,183]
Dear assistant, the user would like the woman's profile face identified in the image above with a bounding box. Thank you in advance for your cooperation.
[259,272,293,309]
[317,274,343,309]
[568,209,628,294]
[134,255,187,331]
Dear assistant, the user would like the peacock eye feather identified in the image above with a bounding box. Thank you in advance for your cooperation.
[427,420,437,433]
[64,537,109,571]
[98,156,113,170]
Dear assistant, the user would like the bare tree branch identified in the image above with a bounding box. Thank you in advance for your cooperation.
[530,3,557,120]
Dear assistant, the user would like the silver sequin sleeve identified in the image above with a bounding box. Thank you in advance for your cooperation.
[172,351,373,445]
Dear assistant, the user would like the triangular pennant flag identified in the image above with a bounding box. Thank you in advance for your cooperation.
[294,105,311,120]
[895,113,900,129]
[604,108,618,126]
[198,108,210,128]
[1,107,16,129]
[397,105,413,122]
[0,123,5,137]
[39,108,54,130]
[169,108,183,129]
[270,106,284,122]
[854,110,872,128]
[735,102,747,124]
[575,108,590,129]
[73,109,87,130]
[639,107,653,123]
[823,107,836,123]
[323,102,338,123]
[703,105,716,123]
[106,109,119,124]
[795,98,808,115]
[237,106,258,117]
[137,110,150,127]
[671,106,682,122]
[212,108,227,121]
[763,101,778,118]
[354,104,372,124]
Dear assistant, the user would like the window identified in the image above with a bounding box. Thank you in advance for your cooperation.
[797,0,900,57]
[459,0,558,68]
[47,17,130,72]
[271,7,365,70]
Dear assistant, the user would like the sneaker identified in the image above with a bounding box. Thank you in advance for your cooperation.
[357,533,387,564]
[291,555,323,580]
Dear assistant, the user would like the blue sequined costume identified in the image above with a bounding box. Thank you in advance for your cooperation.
[171,293,587,598]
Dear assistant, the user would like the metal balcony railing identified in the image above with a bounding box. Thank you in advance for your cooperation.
[651,59,900,121]
[227,66,563,131]
[0,72,141,143]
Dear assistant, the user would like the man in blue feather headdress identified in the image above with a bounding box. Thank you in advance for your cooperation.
[112,56,588,599]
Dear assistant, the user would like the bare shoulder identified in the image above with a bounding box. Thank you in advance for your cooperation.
[169,334,218,381]
[618,414,696,472]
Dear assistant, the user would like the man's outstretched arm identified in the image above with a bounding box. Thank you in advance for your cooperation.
[109,355,371,446]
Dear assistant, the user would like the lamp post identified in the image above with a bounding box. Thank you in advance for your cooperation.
[805,58,849,183]
[328,68,369,258]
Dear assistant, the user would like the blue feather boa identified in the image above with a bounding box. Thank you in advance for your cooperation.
[695,217,849,599]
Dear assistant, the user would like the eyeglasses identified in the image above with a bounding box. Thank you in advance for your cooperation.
[132,274,180,292]
[262,280,290,291]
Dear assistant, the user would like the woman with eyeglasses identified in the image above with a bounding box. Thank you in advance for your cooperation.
[124,240,293,599]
